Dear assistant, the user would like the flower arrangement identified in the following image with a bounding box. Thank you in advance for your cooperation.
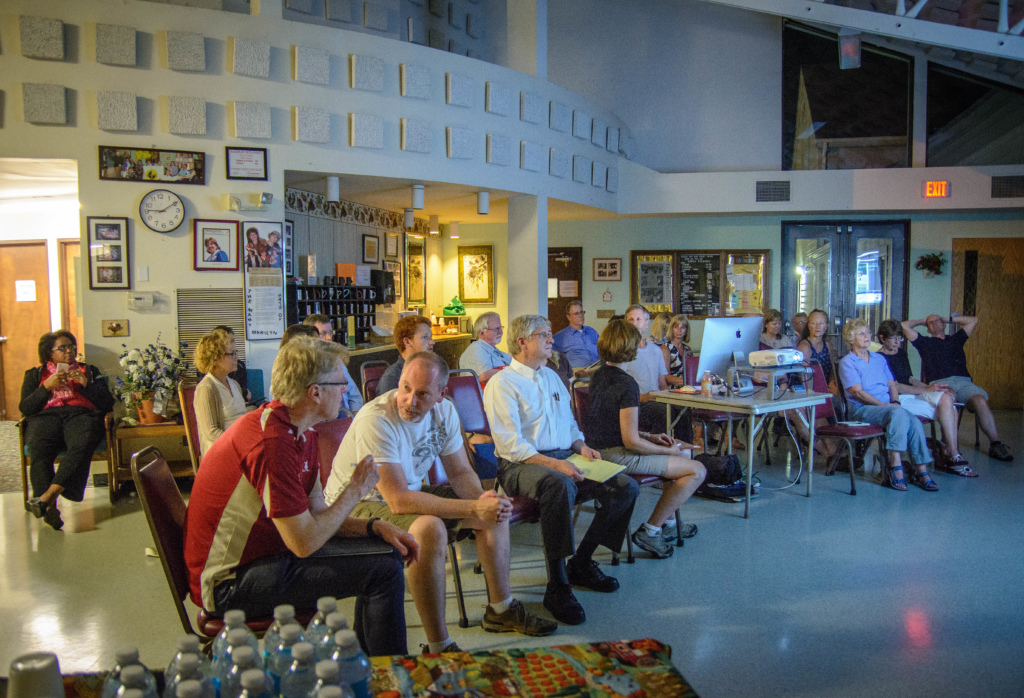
[915,252,946,276]
[115,336,188,424]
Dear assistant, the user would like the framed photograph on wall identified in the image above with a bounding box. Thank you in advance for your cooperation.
[194,219,240,271]
[225,147,268,181]
[284,220,294,277]
[593,257,622,282]
[384,260,402,301]
[87,216,131,289]
[385,232,399,258]
[98,146,205,185]
[241,221,284,269]
[457,244,495,305]
[362,233,379,264]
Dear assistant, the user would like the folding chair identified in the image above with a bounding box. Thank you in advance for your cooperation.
[360,360,390,403]
[445,369,498,480]
[683,352,739,455]
[920,364,978,449]
[19,412,114,510]
[813,364,886,495]
[178,379,201,474]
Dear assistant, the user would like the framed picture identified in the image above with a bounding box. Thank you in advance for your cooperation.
[87,217,131,289]
[385,232,399,258]
[406,238,426,306]
[362,233,379,264]
[101,319,130,338]
[284,220,294,277]
[457,244,494,305]
[241,221,284,269]
[593,257,622,282]
[98,145,205,184]
[194,219,240,271]
[226,147,269,181]
[384,260,402,300]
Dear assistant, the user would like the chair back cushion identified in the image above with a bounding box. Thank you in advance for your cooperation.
[360,361,389,402]
[178,381,201,472]
[684,352,700,386]
[247,369,265,403]
[446,372,490,434]
[314,417,353,484]
[571,383,590,434]
[810,363,836,421]
[132,448,190,604]
[427,457,448,486]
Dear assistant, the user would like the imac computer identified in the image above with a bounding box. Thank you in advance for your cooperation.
[694,316,763,382]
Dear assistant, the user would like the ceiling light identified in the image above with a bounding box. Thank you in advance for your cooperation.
[428,214,439,236]
[326,176,339,203]
[411,184,424,210]
[404,208,414,229]
[477,191,489,215]
[449,221,459,239]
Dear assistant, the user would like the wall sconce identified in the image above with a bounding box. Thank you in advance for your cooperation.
[477,191,489,215]
[228,192,273,211]
[326,176,340,203]
[404,208,415,229]
[428,214,440,236]
[411,184,424,210]
[448,221,459,239]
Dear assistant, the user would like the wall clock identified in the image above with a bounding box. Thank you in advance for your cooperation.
[140,189,184,233]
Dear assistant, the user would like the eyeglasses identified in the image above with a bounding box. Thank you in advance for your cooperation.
[52,343,76,352]
[319,331,333,339]
[568,311,586,316]
[530,332,553,341]
[883,336,904,343]
[314,381,349,388]
[486,325,503,333]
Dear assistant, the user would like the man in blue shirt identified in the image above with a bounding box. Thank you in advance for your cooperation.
[552,300,599,369]
[304,315,363,414]
[459,312,511,382]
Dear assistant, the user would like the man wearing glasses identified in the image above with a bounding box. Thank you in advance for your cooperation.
[303,314,363,414]
[459,312,511,383]
[553,300,600,369]
[484,315,639,627]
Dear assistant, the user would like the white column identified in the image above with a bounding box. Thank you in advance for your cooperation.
[507,194,547,319]
[506,0,547,79]
[911,57,927,167]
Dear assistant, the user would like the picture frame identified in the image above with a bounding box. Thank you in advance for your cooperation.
[101,319,130,338]
[385,232,399,258]
[98,145,205,185]
[457,244,495,305]
[241,221,284,269]
[225,147,268,181]
[362,233,379,264]
[87,216,131,290]
[593,257,622,282]
[284,220,294,277]
[193,219,240,271]
[406,237,426,306]
[384,260,402,301]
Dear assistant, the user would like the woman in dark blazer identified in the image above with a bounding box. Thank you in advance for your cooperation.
[19,330,115,530]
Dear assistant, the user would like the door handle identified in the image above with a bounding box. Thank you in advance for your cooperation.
[0,335,7,343]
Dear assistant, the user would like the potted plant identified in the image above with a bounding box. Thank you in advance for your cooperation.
[115,336,189,424]
[915,252,946,278]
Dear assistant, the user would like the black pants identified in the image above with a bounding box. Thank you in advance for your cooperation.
[498,450,638,561]
[25,407,106,502]
[638,402,693,443]
[213,538,408,657]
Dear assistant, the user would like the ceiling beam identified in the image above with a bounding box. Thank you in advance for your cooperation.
[702,0,1024,61]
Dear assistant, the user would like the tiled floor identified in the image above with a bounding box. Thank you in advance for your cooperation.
[1,411,1022,697]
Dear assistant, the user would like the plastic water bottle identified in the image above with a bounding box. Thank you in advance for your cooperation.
[175,681,202,698]
[220,647,262,698]
[166,636,203,679]
[238,670,271,698]
[316,686,352,698]
[308,661,352,698]
[313,613,349,661]
[116,665,158,698]
[330,631,372,698]
[280,643,317,698]
[304,598,338,650]
[268,624,304,693]
[263,605,301,665]
[163,655,215,698]
[103,649,157,698]
[213,611,259,672]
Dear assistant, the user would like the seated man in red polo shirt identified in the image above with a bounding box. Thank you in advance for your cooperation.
[184,336,417,656]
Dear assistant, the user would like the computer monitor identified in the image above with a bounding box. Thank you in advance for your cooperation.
[694,316,763,382]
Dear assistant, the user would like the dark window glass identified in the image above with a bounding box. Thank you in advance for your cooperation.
[927,64,1024,166]
[782,22,912,171]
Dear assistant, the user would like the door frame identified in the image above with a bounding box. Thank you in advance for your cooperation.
[0,240,53,420]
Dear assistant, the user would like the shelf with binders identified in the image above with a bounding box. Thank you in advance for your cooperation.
[286,281,381,346]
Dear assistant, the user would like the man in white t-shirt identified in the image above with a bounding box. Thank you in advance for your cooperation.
[325,351,556,653]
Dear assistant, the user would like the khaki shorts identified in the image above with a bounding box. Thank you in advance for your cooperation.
[350,485,469,542]
[934,375,989,404]
[599,446,671,477]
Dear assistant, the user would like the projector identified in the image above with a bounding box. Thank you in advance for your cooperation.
[748,348,805,367]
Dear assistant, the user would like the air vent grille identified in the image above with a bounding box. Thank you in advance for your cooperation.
[176,289,246,376]
[756,180,791,202]
[991,175,1024,199]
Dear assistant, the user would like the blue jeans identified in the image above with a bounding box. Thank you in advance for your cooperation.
[849,404,933,466]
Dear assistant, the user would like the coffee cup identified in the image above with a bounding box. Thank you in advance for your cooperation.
[8,652,64,698]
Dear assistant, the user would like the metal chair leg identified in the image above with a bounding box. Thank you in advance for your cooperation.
[845,439,857,496]
[448,542,469,628]
[674,507,684,548]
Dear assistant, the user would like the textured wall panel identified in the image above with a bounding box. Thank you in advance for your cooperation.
[520,92,544,124]
[350,113,384,148]
[364,3,389,31]
[326,0,352,22]
[20,16,64,60]
[293,46,329,85]
[448,3,465,29]
[401,118,431,153]
[428,0,445,17]
[22,83,66,124]
[446,73,473,108]
[466,12,480,38]
[428,29,445,50]
[286,0,314,12]
[446,126,475,159]
[549,101,570,132]
[98,91,138,131]
[407,17,427,44]
[486,134,512,166]
[607,126,619,154]
[96,24,136,66]
[549,147,570,179]
[520,141,544,172]
[448,39,465,56]
[591,118,607,148]
[591,161,607,188]
[234,101,272,138]
[167,31,205,72]
[232,37,270,78]
[573,155,591,183]
[400,64,431,100]
[350,54,384,91]
[293,106,330,143]
[606,166,618,193]
[485,82,511,116]
[572,110,591,140]
[168,96,206,135]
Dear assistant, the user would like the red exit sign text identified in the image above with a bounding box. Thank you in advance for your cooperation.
[922,181,950,198]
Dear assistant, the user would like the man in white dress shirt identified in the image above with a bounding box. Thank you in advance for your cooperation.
[459,312,511,382]
[484,315,639,627]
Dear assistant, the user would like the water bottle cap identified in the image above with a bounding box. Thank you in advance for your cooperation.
[292,643,314,662]
[121,690,144,698]
[227,628,251,646]
[324,612,348,631]
[318,687,344,698]
[240,669,266,691]
[177,636,201,654]
[333,630,359,657]
[120,665,147,687]
[176,680,202,698]
[176,654,200,674]
[223,609,247,627]
[115,648,140,665]
[314,660,339,680]
[280,624,303,643]
[231,647,256,667]
[316,597,338,614]
[273,604,296,621]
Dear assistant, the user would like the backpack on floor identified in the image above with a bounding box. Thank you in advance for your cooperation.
[693,452,756,502]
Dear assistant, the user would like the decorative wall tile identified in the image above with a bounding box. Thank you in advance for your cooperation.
[448,39,465,56]
[400,64,431,100]
[326,0,352,22]
[573,155,591,183]
[98,91,138,131]
[293,46,329,85]
[428,29,445,50]
[446,126,475,159]
[428,0,445,17]
[466,13,480,38]
[350,113,384,148]
[167,31,205,72]
[592,161,607,188]
[286,0,313,12]
[446,73,473,108]
[606,166,618,193]
[20,17,64,60]
[549,148,570,178]
[350,54,384,91]
[448,3,465,29]
[232,37,270,78]
[591,118,607,148]
[293,106,330,143]
[22,83,66,124]
[169,96,206,135]
[485,82,511,116]
[234,101,272,138]
[520,92,544,124]
[96,24,136,66]
[486,134,512,166]
[364,3,389,31]
[549,101,570,132]
[607,126,619,154]
[401,118,431,153]
[520,141,544,172]
[407,0,426,5]
[407,17,427,44]
[572,110,591,139]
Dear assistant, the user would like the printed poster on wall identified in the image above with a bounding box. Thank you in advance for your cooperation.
[245,267,285,340]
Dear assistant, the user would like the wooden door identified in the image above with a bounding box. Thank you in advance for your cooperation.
[59,240,84,344]
[547,247,583,333]
[0,242,52,420]
[950,238,1024,408]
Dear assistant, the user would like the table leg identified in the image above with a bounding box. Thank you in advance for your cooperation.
[744,413,756,519]
[806,404,815,498]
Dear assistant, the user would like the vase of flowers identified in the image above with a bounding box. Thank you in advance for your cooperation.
[115,336,189,425]
[915,252,946,278]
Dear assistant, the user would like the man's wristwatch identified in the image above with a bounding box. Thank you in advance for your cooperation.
[366,517,382,538]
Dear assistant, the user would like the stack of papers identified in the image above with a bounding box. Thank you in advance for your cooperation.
[567,454,626,483]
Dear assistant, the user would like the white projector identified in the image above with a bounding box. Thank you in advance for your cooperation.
[748,348,805,367]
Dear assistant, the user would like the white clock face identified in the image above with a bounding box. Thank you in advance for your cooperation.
[140,189,184,233]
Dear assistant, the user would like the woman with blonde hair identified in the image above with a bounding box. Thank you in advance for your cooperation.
[661,314,691,387]
[193,328,248,455]
[648,312,672,346]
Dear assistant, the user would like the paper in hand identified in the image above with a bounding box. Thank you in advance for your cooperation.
[567,454,626,483]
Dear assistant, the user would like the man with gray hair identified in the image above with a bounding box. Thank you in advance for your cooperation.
[459,311,511,382]
[327,351,557,653]
[484,315,639,627]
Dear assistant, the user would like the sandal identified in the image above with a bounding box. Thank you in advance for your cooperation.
[885,464,907,491]
[941,455,978,478]
[912,470,939,492]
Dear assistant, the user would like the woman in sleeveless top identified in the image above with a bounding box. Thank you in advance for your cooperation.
[661,314,690,387]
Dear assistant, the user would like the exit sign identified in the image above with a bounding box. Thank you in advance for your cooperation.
[923,181,950,198]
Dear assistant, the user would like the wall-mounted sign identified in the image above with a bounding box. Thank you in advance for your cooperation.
[923,181,950,198]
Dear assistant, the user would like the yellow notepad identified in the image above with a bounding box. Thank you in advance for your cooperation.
[567,454,626,483]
